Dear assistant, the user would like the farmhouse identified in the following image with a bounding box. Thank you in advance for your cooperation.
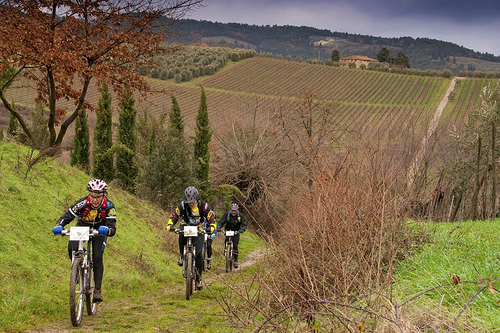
[339,55,378,69]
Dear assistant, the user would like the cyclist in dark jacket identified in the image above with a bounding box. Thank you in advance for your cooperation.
[218,203,247,268]
[52,179,117,303]
[166,186,216,290]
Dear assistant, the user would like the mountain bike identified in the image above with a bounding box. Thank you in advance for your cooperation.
[224,230,239,273]
[176,226,205,300]
[60,226,98,326]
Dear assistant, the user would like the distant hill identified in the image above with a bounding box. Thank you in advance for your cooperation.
[168,19,500,73]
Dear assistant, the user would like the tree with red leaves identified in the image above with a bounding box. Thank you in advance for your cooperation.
[0,0,202,149]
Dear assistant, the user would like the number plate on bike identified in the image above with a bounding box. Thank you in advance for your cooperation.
[69,226,90,241]
[225,230,235,237]
[184,226,198,237]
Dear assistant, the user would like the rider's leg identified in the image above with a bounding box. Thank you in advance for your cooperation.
[206,238,213,269]
[92,235,107,302]
[233,233,241,268]
[178,234,187,266]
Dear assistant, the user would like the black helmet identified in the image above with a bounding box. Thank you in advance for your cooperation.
[230,203,239,211]
[184,186,199,203]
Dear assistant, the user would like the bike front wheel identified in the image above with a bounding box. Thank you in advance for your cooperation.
[185,251,194,300]
[225,242,233,273]
[69,257,85,326]
[85,263,97,315]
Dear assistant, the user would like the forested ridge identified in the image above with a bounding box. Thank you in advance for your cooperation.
[168,18,500,72]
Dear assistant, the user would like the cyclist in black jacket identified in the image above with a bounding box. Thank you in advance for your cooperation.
[218,203,247,268]
[166,186,216,290]
[52,179,117,303]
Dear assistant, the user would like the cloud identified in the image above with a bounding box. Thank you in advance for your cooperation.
[187,0,500,56]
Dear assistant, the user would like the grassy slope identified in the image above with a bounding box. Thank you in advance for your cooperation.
[393,221,500,331]
[0,141,264,332]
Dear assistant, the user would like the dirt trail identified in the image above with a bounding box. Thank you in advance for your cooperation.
[27,248,267,332]
[407,76,463,188]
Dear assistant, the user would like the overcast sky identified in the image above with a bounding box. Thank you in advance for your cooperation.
[186,0,500,56]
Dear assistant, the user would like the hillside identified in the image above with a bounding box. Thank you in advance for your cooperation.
[169,19,500,73]
[2,56,498,154]
[0,141,264,331]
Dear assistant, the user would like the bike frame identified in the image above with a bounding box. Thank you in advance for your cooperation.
[61,226,98,326]
[224,230,237,273]
[177,226,204,300]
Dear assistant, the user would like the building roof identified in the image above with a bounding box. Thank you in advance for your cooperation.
[340,55,378,62]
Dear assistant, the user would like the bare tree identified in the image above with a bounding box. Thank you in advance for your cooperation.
[276,90,339,187]
[0,0,202,150]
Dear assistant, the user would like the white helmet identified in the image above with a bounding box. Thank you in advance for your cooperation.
[87,179,108,194]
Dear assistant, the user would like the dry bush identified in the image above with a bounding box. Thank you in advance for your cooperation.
[213,149,417,332]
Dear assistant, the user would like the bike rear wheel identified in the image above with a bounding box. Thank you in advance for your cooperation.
[69,257,85,326]
[185,251,194,300]
[225,241,233,273]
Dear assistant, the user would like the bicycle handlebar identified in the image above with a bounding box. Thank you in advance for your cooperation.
[174,228,207,235]
[60,228,99,237]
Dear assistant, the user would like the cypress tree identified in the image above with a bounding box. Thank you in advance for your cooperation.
[93,83,114,181]
[193,86,212,192]
[116,86,138,192]
[168,95,184,138]
[70,108,90,172]
[7,112,18,139]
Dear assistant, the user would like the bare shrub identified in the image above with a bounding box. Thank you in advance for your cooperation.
[213,150,414,331]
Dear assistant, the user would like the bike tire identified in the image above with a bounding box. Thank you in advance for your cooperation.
[185,251,194,300]
[85,260,97,315]
[69,257,85,327]
[225,242,233,273]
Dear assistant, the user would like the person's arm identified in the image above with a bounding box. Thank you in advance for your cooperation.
[166,204,181,232]
[217,213,227,230]
[56,197,87,227]
[205,205,217,233]
[103,200,117,236]
[239,213,247,233]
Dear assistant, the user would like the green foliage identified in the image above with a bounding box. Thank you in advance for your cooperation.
[93,83,114,181]
[7,111,17,138]
[168,95,184,138]
[70,108,90,172]
[135,98,197,209]
[16,103,49,150]
[395,50,410,68]
[377,47,391,63]
[116,86,138,193]
[141,45,256,83]
[193,86,212,194]
[330,49,341,62]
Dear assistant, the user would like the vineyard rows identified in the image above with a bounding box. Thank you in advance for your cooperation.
[3,57,499,146]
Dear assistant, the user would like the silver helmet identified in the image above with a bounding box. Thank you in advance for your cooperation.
[184,186,199,203]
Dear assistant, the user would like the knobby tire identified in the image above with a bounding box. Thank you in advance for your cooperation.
[185,251,194,300]
[69,257,84,327]
[85,257,97,315]
[225,241,233,273]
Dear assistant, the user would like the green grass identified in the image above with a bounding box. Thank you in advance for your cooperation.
[2,139,500,331]
[0,140,265,332]
[393,220,500,331]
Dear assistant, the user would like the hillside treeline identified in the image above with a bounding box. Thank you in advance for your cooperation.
[168,19,500,72]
